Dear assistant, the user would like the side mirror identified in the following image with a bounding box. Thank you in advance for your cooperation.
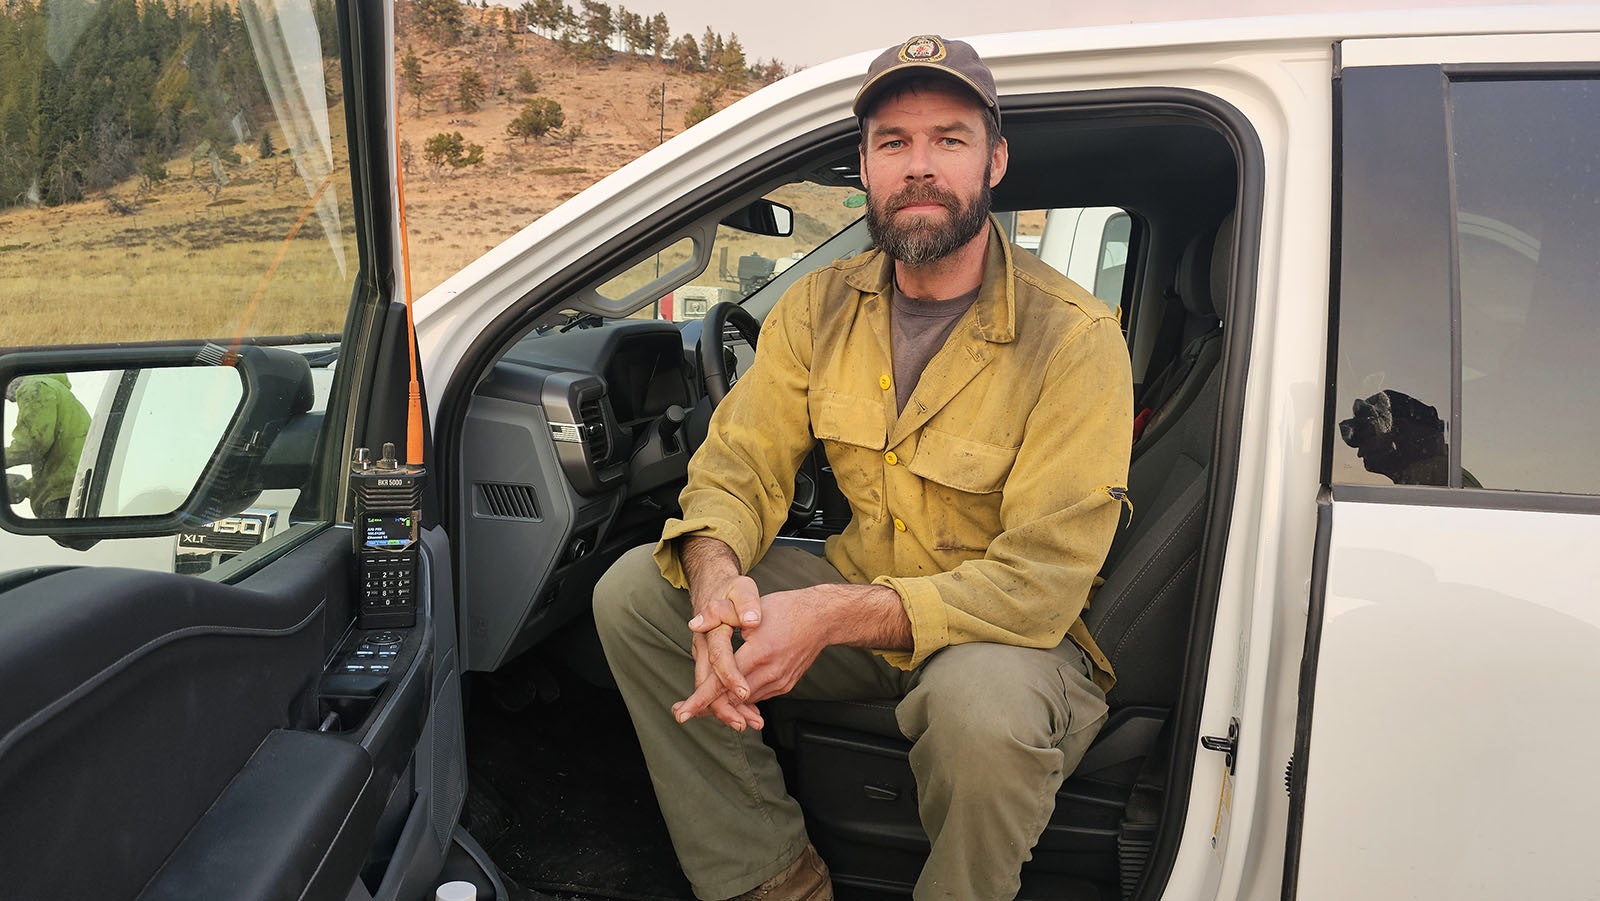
[720,198,794,238]
[0,345,316,549]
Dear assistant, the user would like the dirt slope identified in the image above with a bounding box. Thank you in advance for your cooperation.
[399,8,757,293]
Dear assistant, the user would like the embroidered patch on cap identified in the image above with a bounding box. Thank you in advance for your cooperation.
[899,36,945,63]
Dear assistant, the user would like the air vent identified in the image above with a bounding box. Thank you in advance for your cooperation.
[477,482,540,520]
[578,398,611,462]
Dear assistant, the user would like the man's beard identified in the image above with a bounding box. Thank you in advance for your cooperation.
[864,170,992,266]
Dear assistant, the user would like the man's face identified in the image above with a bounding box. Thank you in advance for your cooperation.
[859,83,1008,267]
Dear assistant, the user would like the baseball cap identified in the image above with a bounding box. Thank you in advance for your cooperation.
[852,35,999,127]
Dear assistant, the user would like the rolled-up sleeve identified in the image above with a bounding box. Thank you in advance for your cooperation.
[653,284,819,587]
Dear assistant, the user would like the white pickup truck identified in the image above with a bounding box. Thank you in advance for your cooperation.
[416,11,1600,900]
[3,5,1599,900]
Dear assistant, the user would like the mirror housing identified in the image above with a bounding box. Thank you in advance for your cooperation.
[0,344,316,548]
[720,198,794,237]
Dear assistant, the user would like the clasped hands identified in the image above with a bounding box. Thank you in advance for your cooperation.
[671,572,829,732]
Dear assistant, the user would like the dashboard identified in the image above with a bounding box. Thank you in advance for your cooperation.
[456,319,704,671]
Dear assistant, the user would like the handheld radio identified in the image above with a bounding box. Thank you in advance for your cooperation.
[351,442,424,629]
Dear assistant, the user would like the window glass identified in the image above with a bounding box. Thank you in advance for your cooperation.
[1,1,356,347]
[1330,66,1456,489]
[597,237,696,303]
[1035,207,1132,310]
[1,0,355,572]
[1451,78,1600,494]
[1094,213,1133,307]
[651,182,865,322]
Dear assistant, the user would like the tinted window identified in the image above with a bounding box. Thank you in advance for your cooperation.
[1332,69,1600,495]
[1330,66,1456,489]
[1451,78,1600,494]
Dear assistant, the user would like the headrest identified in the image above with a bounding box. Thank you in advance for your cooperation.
[1209,211,1235,322]
[1173,212,1234,322]
[1174,229,1218,320]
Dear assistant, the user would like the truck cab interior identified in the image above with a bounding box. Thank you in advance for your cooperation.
[441,93,1253,900]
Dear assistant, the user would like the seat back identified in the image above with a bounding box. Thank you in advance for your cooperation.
[1131,213,1232,457]
[1086,363,1219,710]
[1087,210,1232,709]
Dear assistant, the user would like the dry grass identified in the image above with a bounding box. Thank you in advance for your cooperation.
[1,15,768,348]
[2,190,357,346]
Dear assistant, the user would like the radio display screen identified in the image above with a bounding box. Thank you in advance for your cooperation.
[362,512,417,549]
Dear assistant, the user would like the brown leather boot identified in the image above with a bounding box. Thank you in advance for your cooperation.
[728,844,832,901]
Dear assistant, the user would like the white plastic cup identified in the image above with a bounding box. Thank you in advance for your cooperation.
[435,881,477,901]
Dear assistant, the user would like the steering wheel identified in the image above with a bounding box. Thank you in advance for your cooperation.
[699,301,761,407]
[697,301,820,532]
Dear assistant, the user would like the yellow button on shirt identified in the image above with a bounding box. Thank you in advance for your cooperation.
[884,451,898,466]
[893,518,906,532]
[879,374,892,390]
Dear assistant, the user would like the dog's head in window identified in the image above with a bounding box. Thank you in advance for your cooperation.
[1339,389,1450,486]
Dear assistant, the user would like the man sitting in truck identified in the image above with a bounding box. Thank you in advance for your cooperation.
[594,35,1132,900]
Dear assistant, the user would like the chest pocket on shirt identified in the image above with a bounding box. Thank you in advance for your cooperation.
[811,390,887,517]
[811,391,886,450]
[909,427,1018,495]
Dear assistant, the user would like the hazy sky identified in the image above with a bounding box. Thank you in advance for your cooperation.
[525,0,1582,68]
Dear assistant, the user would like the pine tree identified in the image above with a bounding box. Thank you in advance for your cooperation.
[579,0,612,54]
[718,33,747,85]
[412,0,465,45]
[701,27,719,70]
[649,13,669,61]
[400,48,427,114]
[506,96,564,142]
[422,131,484,174]
[684,84,721,129]
[456,67,486,113]
[672,33,700,72]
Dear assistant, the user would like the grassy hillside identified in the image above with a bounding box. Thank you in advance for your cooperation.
[0,2,764,347]
[395,7,761,294]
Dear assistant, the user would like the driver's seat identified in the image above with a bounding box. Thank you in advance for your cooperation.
[763,350,1222,899]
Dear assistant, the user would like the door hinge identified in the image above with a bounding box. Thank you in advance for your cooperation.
[1201,717,1240,774]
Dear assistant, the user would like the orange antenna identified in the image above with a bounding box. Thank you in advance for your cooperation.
[225,170,336,364]
[395,86,424,467]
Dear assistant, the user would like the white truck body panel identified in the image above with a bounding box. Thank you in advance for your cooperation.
[1301,500,1600,898]
[402,10,1600,900]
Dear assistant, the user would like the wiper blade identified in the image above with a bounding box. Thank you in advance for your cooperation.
[558,312,606,332]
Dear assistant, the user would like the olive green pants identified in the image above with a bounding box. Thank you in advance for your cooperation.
[593,544,1108,900]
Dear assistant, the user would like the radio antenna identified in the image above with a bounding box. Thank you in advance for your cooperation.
[394,84,424,467]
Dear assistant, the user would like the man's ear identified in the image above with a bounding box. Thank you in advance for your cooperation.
[989,136,1009,188]
[858,141,870,191]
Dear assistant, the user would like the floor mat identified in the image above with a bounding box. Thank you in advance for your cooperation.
[465,667,695,901]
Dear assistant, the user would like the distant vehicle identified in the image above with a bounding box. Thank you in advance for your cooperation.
[5,5,1600,901]
[658,285,737,322]
[1036,206,1133,310]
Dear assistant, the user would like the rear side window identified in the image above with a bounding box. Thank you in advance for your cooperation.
[1451,79,1600,494]
[1330,68,1600,495]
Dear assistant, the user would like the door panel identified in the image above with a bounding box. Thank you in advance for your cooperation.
[0,526,453,899]
[0,1,460,897]
[1300,31,1600,899]
[0,532,335,898]
[1298,500,1600,899]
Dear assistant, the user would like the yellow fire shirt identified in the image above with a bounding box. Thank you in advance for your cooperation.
[655,221,1132,691]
